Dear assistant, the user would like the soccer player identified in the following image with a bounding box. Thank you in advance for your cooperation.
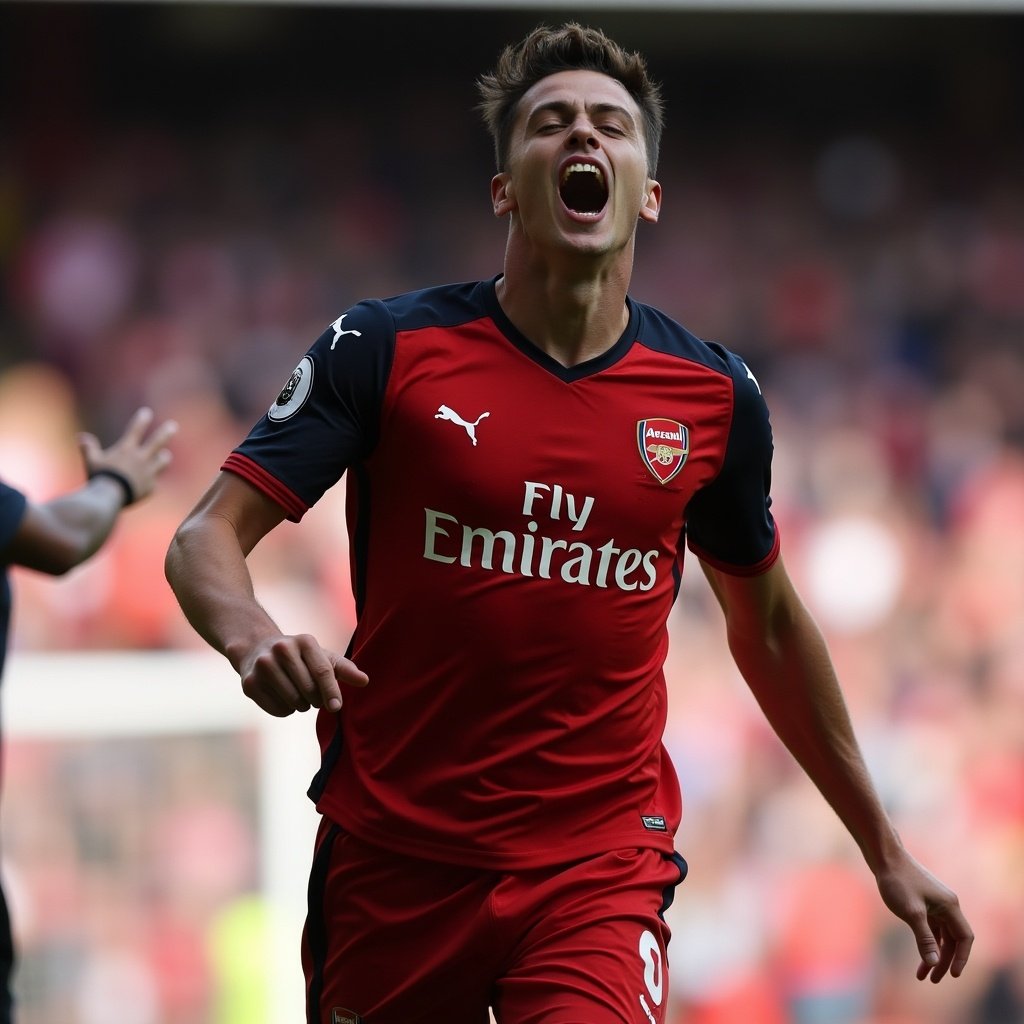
[164,23,973,1024]
[0,405,176,1023]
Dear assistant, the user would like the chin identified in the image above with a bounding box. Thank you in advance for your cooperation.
[559,225,622,257]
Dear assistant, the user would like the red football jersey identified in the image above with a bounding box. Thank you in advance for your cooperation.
[224,277,779,869]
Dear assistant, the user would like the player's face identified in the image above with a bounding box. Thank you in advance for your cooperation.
[492,69,660,259]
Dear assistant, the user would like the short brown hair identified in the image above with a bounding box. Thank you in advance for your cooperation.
[477,22,665,177]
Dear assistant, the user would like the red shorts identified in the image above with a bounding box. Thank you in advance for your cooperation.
[302,818,688,1024]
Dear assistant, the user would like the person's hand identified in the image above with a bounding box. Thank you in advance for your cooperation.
[79,406,178,505]
[874,849,974,982]
[237,633,369,717]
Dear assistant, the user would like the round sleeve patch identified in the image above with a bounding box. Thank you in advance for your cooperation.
[268,356,314,421]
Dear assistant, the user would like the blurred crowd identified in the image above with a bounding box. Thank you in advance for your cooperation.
[1,7,1023,1023]
[2,733,264,1024]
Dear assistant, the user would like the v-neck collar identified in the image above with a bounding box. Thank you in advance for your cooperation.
[480,275,639,383]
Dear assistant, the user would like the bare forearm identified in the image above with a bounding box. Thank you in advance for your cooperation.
[10,477,127,575]
[727,604,903,872]
[51,480,124,557]
[703,559,972,979]
[164,515,280,671]
[165,478,368,719]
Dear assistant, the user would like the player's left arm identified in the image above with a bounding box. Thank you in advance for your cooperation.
[701,555,974,983]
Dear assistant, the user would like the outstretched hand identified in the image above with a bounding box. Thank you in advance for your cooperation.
[875,849,974,982]
[238,632,369,717]
[79,406,178,504]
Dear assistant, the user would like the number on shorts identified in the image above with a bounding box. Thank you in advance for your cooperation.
[638,929,663,1006]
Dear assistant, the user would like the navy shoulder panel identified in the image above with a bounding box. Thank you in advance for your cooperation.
[382,279,490,333]
[632,302,733,377]
[630,302,779,573]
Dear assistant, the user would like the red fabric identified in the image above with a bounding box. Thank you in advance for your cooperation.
[303,820,685,1024]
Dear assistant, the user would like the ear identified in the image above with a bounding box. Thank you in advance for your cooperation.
[638,179,661,224]
[491,173,516,218]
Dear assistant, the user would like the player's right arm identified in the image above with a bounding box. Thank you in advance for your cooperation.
[164,472,367,717]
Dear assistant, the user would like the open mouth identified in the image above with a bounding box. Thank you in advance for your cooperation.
[559,162,608,215]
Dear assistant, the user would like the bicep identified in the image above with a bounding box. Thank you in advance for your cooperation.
[175,471,289,558]
[700,557,804,641]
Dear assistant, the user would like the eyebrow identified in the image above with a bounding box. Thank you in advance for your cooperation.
[526,100,638,127]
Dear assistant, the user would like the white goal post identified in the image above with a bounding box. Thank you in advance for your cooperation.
[3,650,321,1024]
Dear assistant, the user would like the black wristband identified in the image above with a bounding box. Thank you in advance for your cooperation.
[88,468,137,507]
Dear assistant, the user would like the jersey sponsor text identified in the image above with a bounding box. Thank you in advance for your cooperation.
[423,479,658,591]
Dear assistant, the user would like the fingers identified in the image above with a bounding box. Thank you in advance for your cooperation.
[122,405,155,442]
[333,653,369,689]
[241,635,367,717]
[77,431,101,466]
[81,408,178,503]
[303,641,369,713]
[877,853,973,987]
[916,958,936,982]
[914,905,974,983]
[300,636,343,712]
[125,408,178,478]
[930,909,974,983]
[247,636,320,713]
[123,406,179,448]
[908,904,941,981]
[142,413,179,457]
[949,919,974,978]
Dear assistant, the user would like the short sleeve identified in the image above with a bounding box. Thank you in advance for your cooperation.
[223,299,395,520]
[684,350,780,575]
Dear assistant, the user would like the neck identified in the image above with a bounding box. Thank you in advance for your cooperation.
[496,245,634,368]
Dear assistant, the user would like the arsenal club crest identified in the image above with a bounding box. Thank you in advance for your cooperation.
[637,418,689,484]
[332,1010,363,1024]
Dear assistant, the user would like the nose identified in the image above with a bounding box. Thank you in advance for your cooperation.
[566,117,599,151]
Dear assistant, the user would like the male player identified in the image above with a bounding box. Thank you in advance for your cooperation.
[0,405,176,1022]
[165,23,973,1024]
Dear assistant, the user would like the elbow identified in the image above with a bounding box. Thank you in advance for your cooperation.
[164,529,185,589]
[165,518,201,591]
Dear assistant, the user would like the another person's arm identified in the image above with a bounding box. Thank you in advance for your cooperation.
[164,472,367,718]
[701,556,974,983]
[1,407,176,574]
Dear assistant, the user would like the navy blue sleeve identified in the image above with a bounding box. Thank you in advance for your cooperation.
[0,480,29,560]
[229,299,395,512]
[684,349,780,575]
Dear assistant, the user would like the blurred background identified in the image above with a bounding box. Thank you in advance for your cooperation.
[1,1,1023,1022]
